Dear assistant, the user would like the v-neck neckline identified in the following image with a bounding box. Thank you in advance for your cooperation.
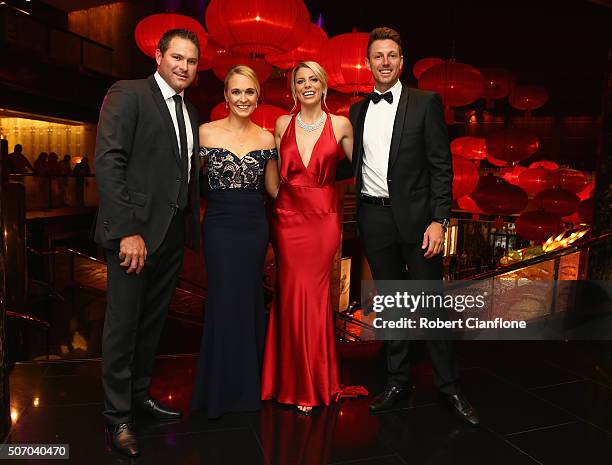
[293,113,328,171]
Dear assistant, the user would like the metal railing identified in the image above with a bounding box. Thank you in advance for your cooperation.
[338,232,612,340]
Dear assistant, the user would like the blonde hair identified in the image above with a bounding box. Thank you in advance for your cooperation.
[224,65,261,97]
[290,61,328,113]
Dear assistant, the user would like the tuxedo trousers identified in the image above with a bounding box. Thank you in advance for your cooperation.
[102,210,184,424]
[358,202,458,394]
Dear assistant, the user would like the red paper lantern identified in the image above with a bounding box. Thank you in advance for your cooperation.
[516,211,565,243]
[486,154,508,167]
[210,102,228,121]
[335,96,364,117]
[205,0,310,55]
[529,160,558,170]
[578,197,594,224]
[534,188,580,216]
[471,176,528,215]
[325,92,352,114]
[452,155,479,199]
[418,61,484,107]
[481,68,514,102]
[262,78,293,110]
[265,23,328,69]
[485,129,539,164]
[320,32,374,94]
[501,165,526,186]
[450,136,487,161]
[253,104,288,132]
[577,181,594,201]
[457,195,483,214]
[509,85,548,113]
[212,49,273,83]
[412,57,444,80]
[517,167,555,196]
[135,14,208,59]
[562,212,582,225]
[544,168,588,193]
[198,36,222,71]
[209,102,286,133]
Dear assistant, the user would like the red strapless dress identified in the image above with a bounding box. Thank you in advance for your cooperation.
[261,114,366,406]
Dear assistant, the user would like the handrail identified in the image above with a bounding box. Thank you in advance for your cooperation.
[466,231,612,281]
[27,246,107,265]
[27,246,207,300]
[6,310,50,328]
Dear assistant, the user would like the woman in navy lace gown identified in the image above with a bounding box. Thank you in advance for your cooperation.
[191,66,279,418]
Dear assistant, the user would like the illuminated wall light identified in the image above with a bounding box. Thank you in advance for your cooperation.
[33,397,40,407]
[10,408,18,423]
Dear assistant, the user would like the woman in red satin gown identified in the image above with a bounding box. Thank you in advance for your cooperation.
[262,61,357,413]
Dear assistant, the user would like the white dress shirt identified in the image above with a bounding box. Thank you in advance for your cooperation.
[154,71,193,182]
[361,79,403,197]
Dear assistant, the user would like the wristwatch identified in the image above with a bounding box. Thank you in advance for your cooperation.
[433,218,450,232]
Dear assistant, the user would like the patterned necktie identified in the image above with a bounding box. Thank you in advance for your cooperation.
[369,91,393,104]
[172,94,189,210]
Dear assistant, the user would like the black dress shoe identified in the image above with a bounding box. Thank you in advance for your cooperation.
[370,386,413,413]
[441,392,480,426]
[105,423,139,457]
[135,396,182,421]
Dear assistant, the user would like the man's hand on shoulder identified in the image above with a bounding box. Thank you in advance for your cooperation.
[422,222,445,259]
[119,234,147,274]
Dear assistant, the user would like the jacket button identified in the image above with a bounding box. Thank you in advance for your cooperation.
[176,177,181,182]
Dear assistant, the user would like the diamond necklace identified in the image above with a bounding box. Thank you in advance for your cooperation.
[296,112,326,132]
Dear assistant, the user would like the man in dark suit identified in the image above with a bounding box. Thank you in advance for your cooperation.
[349,27,479,425]
[94,29,201,456]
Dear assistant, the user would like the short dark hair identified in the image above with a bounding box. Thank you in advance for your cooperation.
[157,28,200,56]
[367,27,403,58]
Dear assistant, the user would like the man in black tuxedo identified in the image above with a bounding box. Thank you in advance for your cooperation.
[93,29,201,456]
[348,27,479,425]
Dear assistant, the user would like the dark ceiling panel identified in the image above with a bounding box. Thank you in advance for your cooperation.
[40,0,122,12]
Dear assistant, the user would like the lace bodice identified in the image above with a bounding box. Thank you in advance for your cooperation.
[200,147,278,191]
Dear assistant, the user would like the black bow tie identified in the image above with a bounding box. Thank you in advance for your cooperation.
[370,91,393,104]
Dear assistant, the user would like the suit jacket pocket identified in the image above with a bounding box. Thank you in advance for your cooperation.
[128,189,148,206]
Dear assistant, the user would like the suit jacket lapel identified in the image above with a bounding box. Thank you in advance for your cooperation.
[388,85,410,171]
[148,75,181,167]
[354,99,369,178]
[185,100,199,174]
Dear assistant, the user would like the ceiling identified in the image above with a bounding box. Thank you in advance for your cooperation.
[30,0,612,116]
